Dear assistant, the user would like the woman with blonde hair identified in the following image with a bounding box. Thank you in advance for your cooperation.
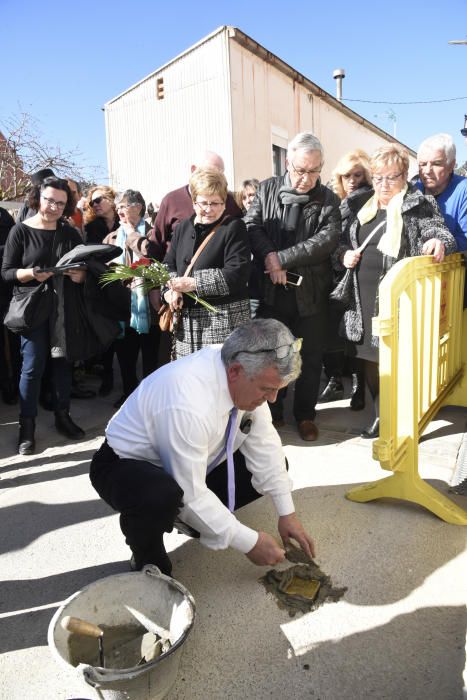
[320,149,373,409]
[163,167,251,358]
[334,144,456,438]
[331,149,372,201]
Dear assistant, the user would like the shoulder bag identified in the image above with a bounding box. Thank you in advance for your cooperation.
[159,223,221,332]
[4,226,60,335]
[329,219,386,308]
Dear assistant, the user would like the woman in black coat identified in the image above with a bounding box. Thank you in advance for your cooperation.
[334,145,456,438]
[2,177,86,454]
[163,167,251,358]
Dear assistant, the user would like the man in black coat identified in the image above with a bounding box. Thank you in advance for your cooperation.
[244,132,341,441]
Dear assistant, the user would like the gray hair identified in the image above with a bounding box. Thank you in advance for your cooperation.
[116,188,146,217]
[287,131,324,161]
[221,319,302,383]
[417,133,456,166]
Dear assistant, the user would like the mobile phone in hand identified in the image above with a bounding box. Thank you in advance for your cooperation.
[286,272,303,286]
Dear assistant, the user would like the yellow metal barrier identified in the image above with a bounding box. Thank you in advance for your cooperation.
[346,253,467,525]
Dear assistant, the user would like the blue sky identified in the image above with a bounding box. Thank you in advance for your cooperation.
[2,0,466,182]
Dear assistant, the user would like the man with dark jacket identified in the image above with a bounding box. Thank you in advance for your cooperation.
[151,150,242,249]
[244,132,341,441]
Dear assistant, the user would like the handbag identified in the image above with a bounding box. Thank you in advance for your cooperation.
[330,219,387,309]
[329,268,354,307]
[159,222,221,332]
[4,281,54,335]
[4,225,61,335]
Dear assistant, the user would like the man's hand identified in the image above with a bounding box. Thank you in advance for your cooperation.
[278,513,316,559]
[246,531,286,566]
[264,252,287,285]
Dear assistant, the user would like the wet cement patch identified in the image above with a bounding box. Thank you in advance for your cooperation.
[260,544,347,616]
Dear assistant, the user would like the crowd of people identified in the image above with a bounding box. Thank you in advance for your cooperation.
[0,129,464,574]
[0,132,464,453]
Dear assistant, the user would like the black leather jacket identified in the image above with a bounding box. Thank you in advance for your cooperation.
[244,174,341,315]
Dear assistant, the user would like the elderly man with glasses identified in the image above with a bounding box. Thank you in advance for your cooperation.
[416,133,467,252]
[245,132,341,441]
[90,318,315,575]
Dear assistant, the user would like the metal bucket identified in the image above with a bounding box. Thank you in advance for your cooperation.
[48,565,196,700]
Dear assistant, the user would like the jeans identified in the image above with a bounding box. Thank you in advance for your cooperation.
[19,322,72,417]
[258,290,327,422]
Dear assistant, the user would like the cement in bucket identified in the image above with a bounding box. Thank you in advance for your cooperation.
[48,564,196,700]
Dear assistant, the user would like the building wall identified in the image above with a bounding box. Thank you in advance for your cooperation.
[105,27,417,206]
[105,30,234,205]
[228,40,416,189]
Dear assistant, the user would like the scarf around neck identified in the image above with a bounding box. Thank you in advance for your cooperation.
[116,218,150,334]
[278,173,316,231]
[357,184,408,258]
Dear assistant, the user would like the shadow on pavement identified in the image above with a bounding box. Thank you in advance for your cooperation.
[0,460,91,489]
[0,499,113,555]
[0,561,128,654]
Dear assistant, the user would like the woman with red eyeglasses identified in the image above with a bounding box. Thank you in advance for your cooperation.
[334,145,456,439]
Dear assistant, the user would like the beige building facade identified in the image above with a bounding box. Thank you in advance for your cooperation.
[105,26,416,204]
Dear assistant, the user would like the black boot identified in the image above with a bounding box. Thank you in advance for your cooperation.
[54,410,85,439]
[350,372,365,411]
[318,376,344,403]
[18,417,35,455]
[361,417,380,439]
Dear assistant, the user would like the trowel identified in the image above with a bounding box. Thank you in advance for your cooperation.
[61,616,105,667]
[62,612,171,669]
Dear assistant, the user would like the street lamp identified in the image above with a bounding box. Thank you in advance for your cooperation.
[461,115,467,138]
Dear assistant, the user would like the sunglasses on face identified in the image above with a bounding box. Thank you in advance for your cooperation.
[90,196,108,207]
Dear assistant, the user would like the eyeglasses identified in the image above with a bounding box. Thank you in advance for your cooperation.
[372,173,403,185]
[290,161,322,178]
[90,196,108,207]
[41,195,66,210]
[233,337,303,361]
[117,202,138,210]
[194,200,225,210]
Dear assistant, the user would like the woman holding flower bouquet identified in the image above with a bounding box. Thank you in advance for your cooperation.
[163,167,251,358]
[103,189,161,408]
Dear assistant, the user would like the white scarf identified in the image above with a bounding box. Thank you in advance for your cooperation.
[357,185,408,258]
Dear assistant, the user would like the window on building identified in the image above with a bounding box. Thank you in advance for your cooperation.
[272,144,286,176]
[156,77,164,100]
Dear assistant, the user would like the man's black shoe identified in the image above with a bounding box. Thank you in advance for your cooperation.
[174,518,200,538]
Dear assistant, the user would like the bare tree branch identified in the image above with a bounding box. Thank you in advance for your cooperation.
[0,110,103,199]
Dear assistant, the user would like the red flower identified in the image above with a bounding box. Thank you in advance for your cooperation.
[129,257,152,270]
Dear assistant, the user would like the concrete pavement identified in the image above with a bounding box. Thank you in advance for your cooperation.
[0,371,466,699]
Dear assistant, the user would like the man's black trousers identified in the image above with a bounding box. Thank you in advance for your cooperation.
[90,439,262,575]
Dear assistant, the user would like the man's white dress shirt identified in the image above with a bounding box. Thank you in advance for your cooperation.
[106,346,294,553]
